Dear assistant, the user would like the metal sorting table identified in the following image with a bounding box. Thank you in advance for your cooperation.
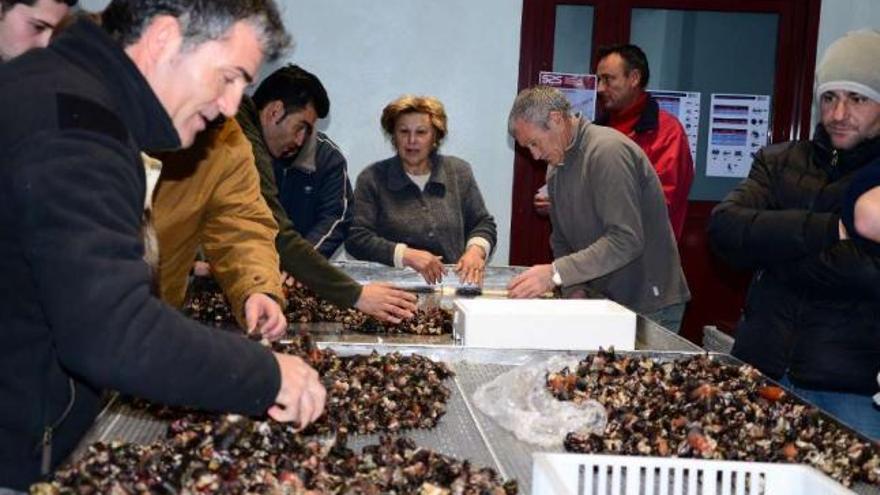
[78,346,878,495]
[78,348,702,493]
[71,262,875,493]
[308,260,702,351]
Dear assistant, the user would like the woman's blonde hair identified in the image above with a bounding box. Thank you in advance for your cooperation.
[381,95,448,146]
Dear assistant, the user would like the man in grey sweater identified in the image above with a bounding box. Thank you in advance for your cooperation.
[507,86,690,332]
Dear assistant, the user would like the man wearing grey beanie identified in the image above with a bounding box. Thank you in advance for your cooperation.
[709,30,880,441]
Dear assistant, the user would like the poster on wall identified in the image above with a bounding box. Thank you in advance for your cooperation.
[538,71,597,121]
[648,90,701,166]
[706,93,771,178]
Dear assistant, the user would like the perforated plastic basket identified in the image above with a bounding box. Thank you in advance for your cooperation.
[532,453,854,495]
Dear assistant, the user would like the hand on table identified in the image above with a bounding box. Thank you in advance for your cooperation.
[507,264,554,298]
[454,245,486,285]
[244,293,287,341]
[268,353,326,429]
[403,248,445,284]
[355,283,417,323]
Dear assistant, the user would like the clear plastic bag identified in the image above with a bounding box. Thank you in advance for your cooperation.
[472,355,607,448]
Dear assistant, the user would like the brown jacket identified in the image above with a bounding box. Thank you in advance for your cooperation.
[152,119,284,326]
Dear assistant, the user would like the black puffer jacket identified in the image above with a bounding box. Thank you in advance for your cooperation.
[709,126,880,394]
[0,19,279,490]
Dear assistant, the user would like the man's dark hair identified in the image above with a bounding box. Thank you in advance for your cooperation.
[252,64,330,119]
[597,43,650,89]
[1,0,76,14]
[101,0,290,62]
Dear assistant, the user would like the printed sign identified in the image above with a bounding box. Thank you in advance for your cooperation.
[706,93,771,178]
[539,71,598,121]
[648,90,701,166]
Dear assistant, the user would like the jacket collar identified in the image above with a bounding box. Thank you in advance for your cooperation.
[237,96,261,135]
[387,152,448,192]
[289,131,318,173]
[812,124,880,175]
[633,95,659,133]
[51,18,180,152]
[563,117,590,166]
[595,92,659,134]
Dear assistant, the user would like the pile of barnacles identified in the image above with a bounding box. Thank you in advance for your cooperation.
[134,333,455,436]
[546,349,880,487]
[31,335,509,494]
[279,333,455,434]
[184,276,452,335]
[34,424,517,494]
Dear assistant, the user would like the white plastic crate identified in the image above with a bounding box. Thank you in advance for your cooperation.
[531,453,854,495]
[452,299,636,351]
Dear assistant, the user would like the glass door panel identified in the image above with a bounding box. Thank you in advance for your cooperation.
[630,9,778,201]
[553,5,595,74]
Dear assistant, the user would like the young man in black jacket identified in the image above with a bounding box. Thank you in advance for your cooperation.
[0,0,75,61]
[247,65,353,259]
[0,1,326,490]
[236,67,418,322]
[709,30,880,440]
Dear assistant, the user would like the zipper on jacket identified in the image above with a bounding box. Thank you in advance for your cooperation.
[38,378,76,476]
[830,149,839,168]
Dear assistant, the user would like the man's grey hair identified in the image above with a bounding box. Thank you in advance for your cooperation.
[508,86,572,135]
[102,0,290,62]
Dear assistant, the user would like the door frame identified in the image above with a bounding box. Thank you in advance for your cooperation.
[509,0,822,265]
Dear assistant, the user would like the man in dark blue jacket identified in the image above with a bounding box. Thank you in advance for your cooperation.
[0,1,326,490]
[241,65,353,258]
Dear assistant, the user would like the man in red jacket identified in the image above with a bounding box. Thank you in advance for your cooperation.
[595,44,694,242]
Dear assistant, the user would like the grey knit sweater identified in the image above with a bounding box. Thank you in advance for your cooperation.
[347,153,496,266]
[549,118,690,314]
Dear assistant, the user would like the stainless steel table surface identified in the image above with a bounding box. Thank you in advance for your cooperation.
[72,262,877,494]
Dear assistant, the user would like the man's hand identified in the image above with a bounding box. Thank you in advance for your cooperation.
[244,293,287,341]
[268,353,326,429]
[455,245,486,285]
[533,189,551,217]
[839,219,849,240]
[355,283,417,323]
[193,261,212,277]
[280,271,298,288]
[403,248,445,284]
[507,264,555,298]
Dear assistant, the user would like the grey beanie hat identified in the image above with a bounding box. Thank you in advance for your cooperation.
[816,29,880,103]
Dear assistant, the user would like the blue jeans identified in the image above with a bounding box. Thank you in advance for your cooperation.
[643,302,686,334]
[778,375,880,441]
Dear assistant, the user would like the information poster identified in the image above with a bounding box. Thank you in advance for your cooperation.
[706,93,771,178]
[648,90,701,166]
[538,71,597,121]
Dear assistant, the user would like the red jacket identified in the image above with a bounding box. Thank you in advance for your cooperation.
[600,95,694,241]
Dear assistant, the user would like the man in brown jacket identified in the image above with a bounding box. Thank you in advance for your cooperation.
[153,118,288,339]
[154,117,418,334]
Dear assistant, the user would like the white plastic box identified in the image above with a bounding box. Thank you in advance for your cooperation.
[452,299,636,351]
[531,453,854,495]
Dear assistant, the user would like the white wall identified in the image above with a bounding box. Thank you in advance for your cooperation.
[77,0,522,265]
